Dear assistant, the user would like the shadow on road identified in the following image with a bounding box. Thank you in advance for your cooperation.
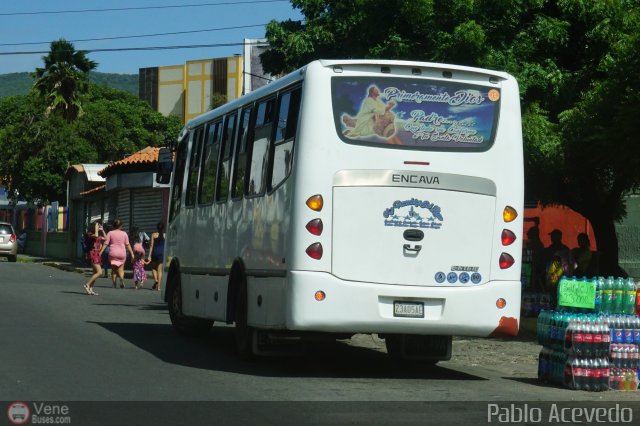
[502,377,560,389]
[61,290,95,296]
[89,321,487,381]
[136,303,169,311]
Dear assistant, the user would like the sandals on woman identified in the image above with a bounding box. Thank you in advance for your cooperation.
[83,285,99,296]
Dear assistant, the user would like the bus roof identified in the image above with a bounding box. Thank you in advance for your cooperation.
[317,59,514,80]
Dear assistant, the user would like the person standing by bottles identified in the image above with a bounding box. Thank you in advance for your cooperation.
[147,222,165,291]
[99,218,134,289]
[83,220,105,295]
[544,229,575,299]
[571,233,594,277]
[545,229,570,263]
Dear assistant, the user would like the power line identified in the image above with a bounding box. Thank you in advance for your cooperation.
[244,71,273,82]
[0,41,271,56]
[0,0,288,16]
[0,24,268,47]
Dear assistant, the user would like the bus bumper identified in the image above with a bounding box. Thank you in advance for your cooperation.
[286,271,521,337]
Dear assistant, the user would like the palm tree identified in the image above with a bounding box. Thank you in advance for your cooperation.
[33,39,97,121]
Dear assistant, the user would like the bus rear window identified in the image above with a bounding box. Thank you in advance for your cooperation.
[332,77,500,151]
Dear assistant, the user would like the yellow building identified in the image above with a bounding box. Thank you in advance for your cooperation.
[139,56,243,124]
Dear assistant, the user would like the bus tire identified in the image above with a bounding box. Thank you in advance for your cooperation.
[167,268,212,336]
[233,272,254,359]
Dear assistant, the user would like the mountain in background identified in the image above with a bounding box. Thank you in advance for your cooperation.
[0,72,138,98]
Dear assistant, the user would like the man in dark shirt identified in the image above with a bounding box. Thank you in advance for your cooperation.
[546,229,569,258]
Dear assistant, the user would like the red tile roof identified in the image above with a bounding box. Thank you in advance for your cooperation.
[99,147,160,177]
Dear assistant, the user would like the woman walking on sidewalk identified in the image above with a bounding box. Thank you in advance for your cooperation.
[83,220,105,295]
[147,222,165,291]
[99,218,134,289]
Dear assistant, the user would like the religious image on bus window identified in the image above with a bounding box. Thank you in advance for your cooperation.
[332,77,500,151]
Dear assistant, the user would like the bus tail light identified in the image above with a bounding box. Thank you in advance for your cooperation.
[306,243,323,260]
[503,206,518,222]
[501,229,516,246]
[305,219,323,236]
[496,298,507,309]
[499,253,515,269]
[306,195,323,212]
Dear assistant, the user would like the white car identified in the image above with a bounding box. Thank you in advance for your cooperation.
[0,221,18,262]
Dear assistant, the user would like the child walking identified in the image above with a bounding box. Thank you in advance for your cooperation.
[130,226,149,289]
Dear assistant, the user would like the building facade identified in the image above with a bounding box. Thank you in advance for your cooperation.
[65,149,170,259]
[139,56,243,124]
[98,147,170,237]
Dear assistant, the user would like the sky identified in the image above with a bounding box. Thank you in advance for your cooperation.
[0,0,302,75]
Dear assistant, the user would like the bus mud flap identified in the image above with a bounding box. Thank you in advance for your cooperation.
[488,316,519,338]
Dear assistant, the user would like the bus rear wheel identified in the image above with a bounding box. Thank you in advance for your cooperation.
[167,271,212,336]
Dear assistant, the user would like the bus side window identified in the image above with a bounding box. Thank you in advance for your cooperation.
[232,106,253,200]
[246,97,275,197]
[216,113,236,203]
[169,134,189,221]
[198,120,222,205]
[271,87,301,190]
[185,126,204,207]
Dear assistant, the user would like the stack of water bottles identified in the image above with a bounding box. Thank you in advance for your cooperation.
[537,311,611,391]
[597,276,638,316]
[537,276,640,391]
[597,276,640,391]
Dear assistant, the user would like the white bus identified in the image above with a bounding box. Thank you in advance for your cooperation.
[158,59,524,362]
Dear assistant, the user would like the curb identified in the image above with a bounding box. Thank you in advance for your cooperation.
[41,261,88,274]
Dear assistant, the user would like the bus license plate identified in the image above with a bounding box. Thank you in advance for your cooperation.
[393,301,424,318]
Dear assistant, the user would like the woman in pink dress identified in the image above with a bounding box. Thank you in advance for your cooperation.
[83,220,106,295]
[99,219,134,289]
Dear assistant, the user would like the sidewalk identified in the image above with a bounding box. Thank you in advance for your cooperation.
[16,253,140,279]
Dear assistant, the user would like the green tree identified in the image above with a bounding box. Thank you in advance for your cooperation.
[0,85,181,204]
[263,0,640,275]
[33,39,97,121]
[77,85,182,162]
[0,92,94,203]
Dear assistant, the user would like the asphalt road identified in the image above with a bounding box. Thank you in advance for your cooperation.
[1,260,639,425]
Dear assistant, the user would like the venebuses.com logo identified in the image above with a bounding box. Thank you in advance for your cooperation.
[7,402,30,425]
[6,401,71,425]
